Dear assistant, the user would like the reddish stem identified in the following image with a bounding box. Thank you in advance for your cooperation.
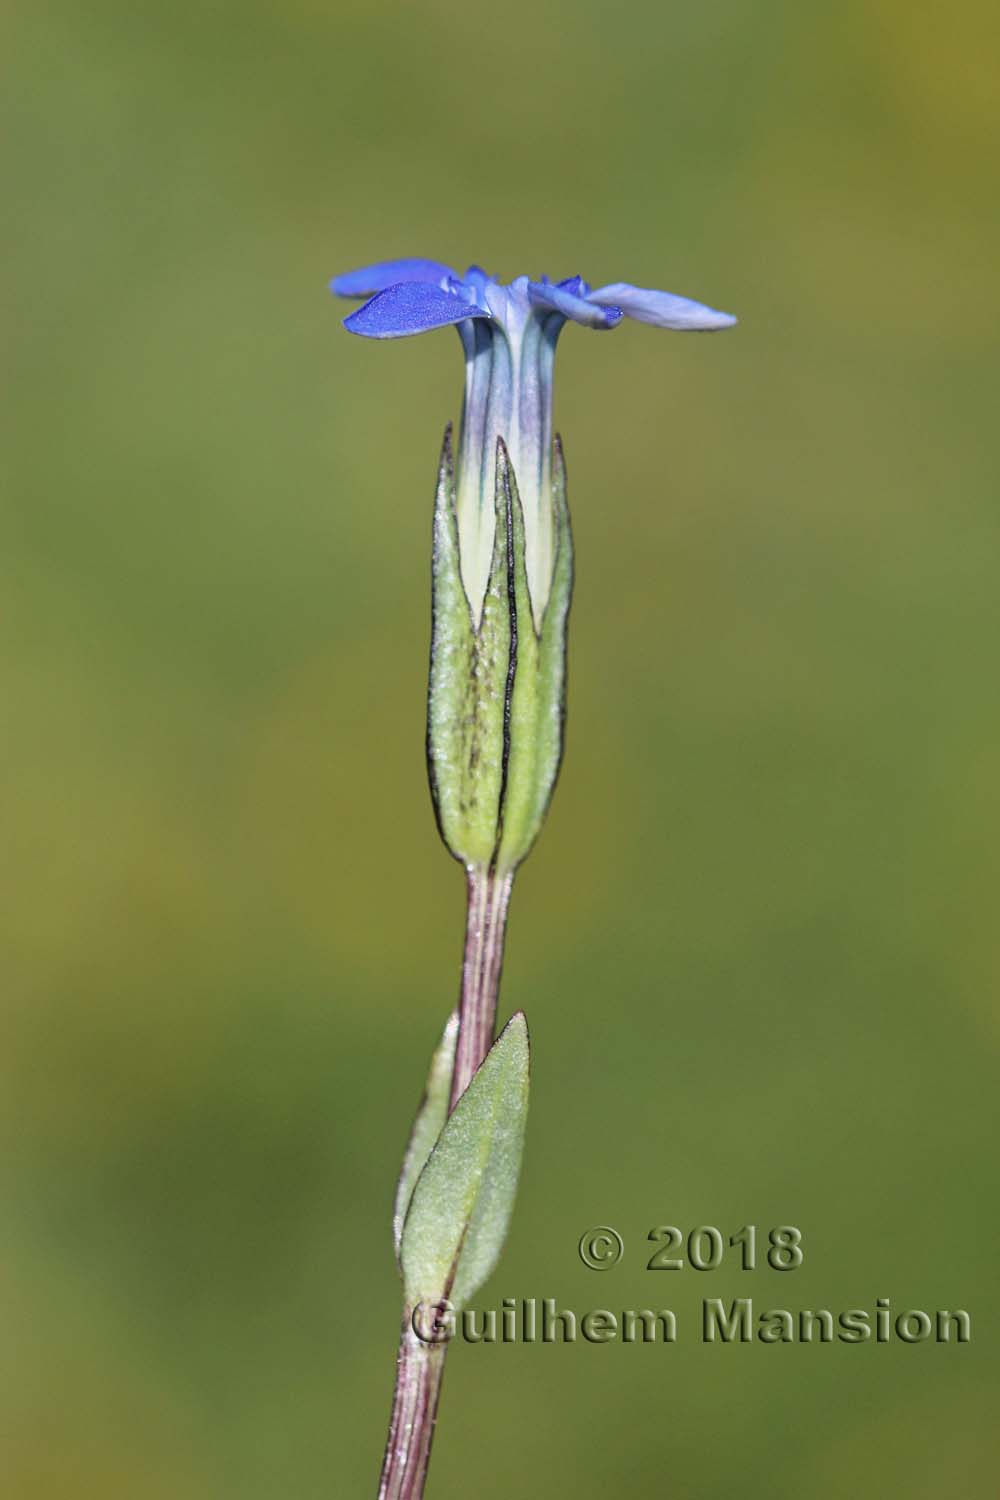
[450,866,514,1108]
[376,1322,446,1500]
[376,865,514,1499]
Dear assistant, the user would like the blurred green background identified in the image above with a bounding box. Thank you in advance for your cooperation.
[4,1,999,1495]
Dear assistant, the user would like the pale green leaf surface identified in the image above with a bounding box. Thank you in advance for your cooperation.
[392,1009,459,1262]
[401,1013,530,1314]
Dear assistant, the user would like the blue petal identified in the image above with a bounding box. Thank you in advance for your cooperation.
[528,279,622,329]
[344,281,491,339]
[331,258,456,299]
[462,265,494,295]
[556,275,591,297]
[587,282,736,330]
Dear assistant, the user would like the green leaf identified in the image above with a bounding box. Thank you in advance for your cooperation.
[401,1013,530,1314]
[392,1010,459,1263]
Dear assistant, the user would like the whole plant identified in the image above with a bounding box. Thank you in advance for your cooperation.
[331,256,736,1498]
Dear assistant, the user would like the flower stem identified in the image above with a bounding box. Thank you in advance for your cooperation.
[376,865,514,1499]
[450,865,514,1108]
[376,1321,446,1500]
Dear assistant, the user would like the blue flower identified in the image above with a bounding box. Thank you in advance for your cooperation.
[332,260,735,625]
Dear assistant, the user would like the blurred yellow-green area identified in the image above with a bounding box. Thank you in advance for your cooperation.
[4,1,999,1496]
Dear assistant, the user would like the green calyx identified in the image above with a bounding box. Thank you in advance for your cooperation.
[427,427,573,874]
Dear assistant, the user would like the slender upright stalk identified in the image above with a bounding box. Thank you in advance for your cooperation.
[376,1322,446,1500]
[450,866,514,1108]
[377,866,513,1500]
